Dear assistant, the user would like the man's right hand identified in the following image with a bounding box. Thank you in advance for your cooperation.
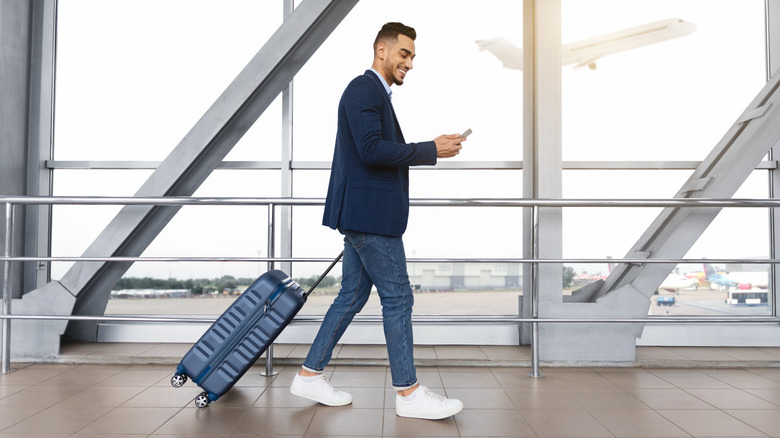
[434,134,465,158]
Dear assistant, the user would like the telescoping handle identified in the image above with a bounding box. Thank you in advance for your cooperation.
[303,251,343,299]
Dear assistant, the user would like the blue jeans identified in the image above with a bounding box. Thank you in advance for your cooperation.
[302,231,417,389]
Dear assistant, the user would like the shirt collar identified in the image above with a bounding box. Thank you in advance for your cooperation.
[369,68,393,99]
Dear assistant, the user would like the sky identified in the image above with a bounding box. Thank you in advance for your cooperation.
[50,0,770,280]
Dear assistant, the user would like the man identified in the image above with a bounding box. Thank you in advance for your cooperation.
[289,22,466,420]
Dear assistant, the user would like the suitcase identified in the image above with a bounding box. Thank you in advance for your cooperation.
[170,253,342,407]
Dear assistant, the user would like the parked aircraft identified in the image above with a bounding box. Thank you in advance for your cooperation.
[658,273,699,294]
[704,264,769,290]
[476,18,696,70]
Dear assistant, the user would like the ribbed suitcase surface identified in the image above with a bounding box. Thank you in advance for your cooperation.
[171,270,304,407]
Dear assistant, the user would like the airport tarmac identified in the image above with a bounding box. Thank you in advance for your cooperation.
[105,287,770,317]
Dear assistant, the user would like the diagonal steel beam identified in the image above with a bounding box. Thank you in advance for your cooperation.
[21,0,358,342]
[598,72,780,300]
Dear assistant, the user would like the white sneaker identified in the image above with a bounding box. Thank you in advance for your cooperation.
[290,373,352,406]
[396,385,463,420]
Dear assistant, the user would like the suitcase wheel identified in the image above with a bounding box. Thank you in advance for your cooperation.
[194,392,211,408]
[170,374,187,388]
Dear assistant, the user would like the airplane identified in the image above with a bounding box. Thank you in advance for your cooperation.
[704,264,769,290]
[476,18,696,70]
[607,257,699,294]
[658,273,699,294]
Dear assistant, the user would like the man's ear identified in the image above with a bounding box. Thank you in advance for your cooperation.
[375,42,386,60]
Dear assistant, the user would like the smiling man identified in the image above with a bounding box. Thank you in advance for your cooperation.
[289,22,466,420]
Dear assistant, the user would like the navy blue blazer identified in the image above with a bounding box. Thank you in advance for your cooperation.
[322,70,437,237]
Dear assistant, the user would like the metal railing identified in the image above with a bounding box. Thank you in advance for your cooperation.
[3,196,780,377]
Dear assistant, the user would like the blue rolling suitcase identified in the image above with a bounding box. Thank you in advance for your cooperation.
[170,253,342,407]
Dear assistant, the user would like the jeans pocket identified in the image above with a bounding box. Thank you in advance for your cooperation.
[343,230,366,249]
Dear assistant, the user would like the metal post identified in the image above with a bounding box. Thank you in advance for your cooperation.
[529,205,543,377]
[2,203,15,374]
[261,203,279,377]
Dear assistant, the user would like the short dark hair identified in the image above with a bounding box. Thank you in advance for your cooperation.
[373,22,416,52]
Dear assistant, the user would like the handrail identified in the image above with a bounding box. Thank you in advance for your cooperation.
[2,196,780,376]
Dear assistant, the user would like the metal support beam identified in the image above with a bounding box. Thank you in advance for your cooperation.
[18,0,358,346]
[597,73,780,302]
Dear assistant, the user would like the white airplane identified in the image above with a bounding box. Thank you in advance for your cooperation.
[476,18,696,70]
[704,264,769,290]
[658,273,699,294]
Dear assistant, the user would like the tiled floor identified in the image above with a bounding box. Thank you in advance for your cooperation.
[1,344,780,437]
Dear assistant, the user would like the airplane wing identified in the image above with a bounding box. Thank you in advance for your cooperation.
[476,37,523,70]
[478,18,695,71]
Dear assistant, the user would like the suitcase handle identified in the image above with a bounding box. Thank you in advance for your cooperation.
[304,251,343,299]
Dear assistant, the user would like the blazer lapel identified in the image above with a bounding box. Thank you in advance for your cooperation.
[365,71,405,142]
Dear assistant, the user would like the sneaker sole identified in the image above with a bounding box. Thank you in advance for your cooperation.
[290,386,352,407]
[396,404,463,420]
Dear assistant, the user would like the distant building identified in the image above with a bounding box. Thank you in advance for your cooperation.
[408,263,522,291]
[110,289,191,299]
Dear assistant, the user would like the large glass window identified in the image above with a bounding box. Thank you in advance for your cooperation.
[561,0,769,316]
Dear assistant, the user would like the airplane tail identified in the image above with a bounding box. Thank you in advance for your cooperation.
[703,263,718,278]
[606,256,617,273]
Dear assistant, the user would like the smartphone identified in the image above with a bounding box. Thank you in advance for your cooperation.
[461,128,472,138]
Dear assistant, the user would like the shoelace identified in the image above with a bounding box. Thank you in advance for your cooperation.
[317,375,341,396]
[419,386,447,402]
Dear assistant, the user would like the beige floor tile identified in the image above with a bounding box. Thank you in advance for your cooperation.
[337,344,388,359]
[207,386,266,408]
[491,368,540,389]
[252,386,319,408]
[61,385,146,407]
[304,407,385,436]
[136,343,192,357]
[0,404,46,431]
[230,370,278,388]
[329,369,387,388]
[454,409,535,437]
[571,389,650,410]
[658,409,766,437]
[76,406,181,435]
[745,388,780,407]
[445,388,516,410]
[94,367,172,387]
[231,406,316,436]
[38,367,123,387]
[685,388,780,410]
[505,388,583,410]
[2,403,113,435]
[434,345,488,360]
[414,345,437,359]
[287,343,316,359]
[703,369,780,389]
[438,369,500,389]
[123,386,202,408]
[598,370,677,389]
[150,406,248,436]
[726,409,780,437]
[415,367,444,387]
[382,408,460,436]
[0,385,85,409]
[589,409,690,437]
[628,388,716,410]
[712,347,780,361]
[481,345,532,361]
[652,370,735,389]
[521,409,613,437]
[0,385,26,399]
[0,367,69,386]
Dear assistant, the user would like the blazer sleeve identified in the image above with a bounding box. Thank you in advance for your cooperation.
[342,77,437,167]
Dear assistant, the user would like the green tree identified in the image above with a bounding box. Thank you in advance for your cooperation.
[563,266,577,288]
